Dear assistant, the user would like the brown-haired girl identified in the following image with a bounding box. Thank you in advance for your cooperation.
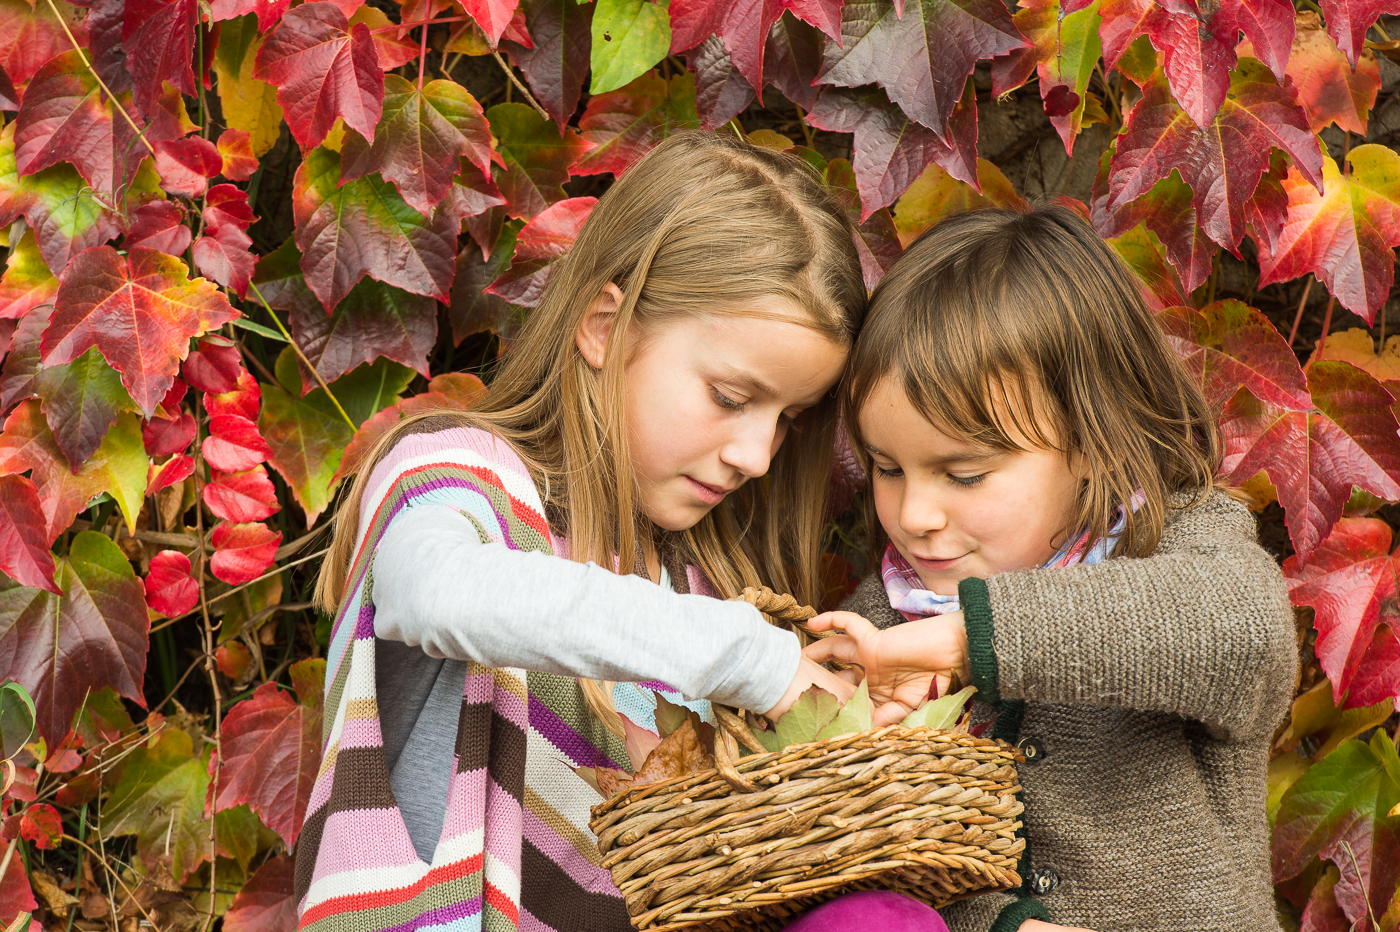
[295,132,953,932]
[806,206,1297,932]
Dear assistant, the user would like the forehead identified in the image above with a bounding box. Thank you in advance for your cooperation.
[858,373,1059,457]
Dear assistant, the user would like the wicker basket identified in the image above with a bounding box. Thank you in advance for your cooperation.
[588,590,1027,932]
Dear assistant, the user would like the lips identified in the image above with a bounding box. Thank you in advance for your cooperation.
[686,476,736,504]
[910,552,966,571]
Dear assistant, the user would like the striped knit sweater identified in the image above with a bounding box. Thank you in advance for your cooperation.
[296,425,673,932]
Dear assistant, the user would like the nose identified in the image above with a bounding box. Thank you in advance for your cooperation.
[719,415,785,478]
[899,481,947,538]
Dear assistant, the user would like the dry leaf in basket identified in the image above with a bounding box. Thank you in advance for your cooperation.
[575,695,717,797]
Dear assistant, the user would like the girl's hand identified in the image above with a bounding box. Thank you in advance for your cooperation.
[763,657,857,720]
[1021,921,1096,932]
[803,611,971,726]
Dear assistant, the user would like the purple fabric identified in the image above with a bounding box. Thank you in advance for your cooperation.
[783,892,950,932]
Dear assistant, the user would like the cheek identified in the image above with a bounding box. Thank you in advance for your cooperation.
[872,482,903,535]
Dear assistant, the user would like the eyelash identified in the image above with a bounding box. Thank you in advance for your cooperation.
[711,387,800,427]
[871,466,987,487]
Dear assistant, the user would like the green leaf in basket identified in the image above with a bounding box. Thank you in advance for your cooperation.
[654,693,689,738]
[752,724,785,754]
[900,686,977,731]
[774,686,842,748]
[814,680,873,741]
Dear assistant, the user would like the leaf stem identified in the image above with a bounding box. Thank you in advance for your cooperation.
[1316,295,1336,359]
[247,282,357,431]
[491,50,549,121]
[1288,275,1314,347]
[417,12,430,92]
[1339,840,1379,932]
[60,834,159,928]
[42,0,156,157]
[369,14,475,34]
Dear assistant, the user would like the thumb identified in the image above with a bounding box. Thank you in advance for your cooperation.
[873,699,914,728]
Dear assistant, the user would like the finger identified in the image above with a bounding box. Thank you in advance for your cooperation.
[834,667,863,686]
[802,636,859,665]
[873,699,915,728]
[807,611,878,639]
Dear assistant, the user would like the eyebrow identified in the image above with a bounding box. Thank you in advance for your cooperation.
[864,444,1001,466]
[718,371,781,399]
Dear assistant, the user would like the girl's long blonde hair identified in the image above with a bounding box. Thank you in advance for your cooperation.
[843,204,1221,562]
[316,131,866,731]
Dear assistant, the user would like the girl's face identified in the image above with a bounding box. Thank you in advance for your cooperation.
[620,300,847,531]
[860,376,1084,595]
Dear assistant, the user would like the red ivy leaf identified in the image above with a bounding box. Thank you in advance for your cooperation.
[0,474,59,593]
[502,0,594,130]
[209,521,281,586]
[1158,299,1311,410]
[821,154,903,291]
[202,414,271,472]
[574,72,700,177]
[153,136,223,199]
[223,853,297,932]
[147,453,194,495]
[211,0,292,33]
[1318,0,1400,65]
[182,336,245,396]
[125,201,192,256]
[1256,145,1400,325]
[1347,625,1400,711]
[216,129,261,181]
[192,226,257,298]
[13,50,173,202]
[1092,156,1214,292]
[216,640,253,680]
[212,664,322,846]
[291,146,457,311]
[459,0,521,44]
[340,75,496,216]
[448,224,518,345]
[487,102,591,219]
[202,185,256,233]
[1243,11,1380,136]
[816,0,1023,136]
[290,278,439,384]
[18,803,61,849]
[334,373,488,482]
[1,305,50,414]
[143,411,196,458]
[0,0,88,89]
[764,12,824,110]
[1223,361,1400,563]
[1285,517,1400,710]
[254,2,383,151]
[669,0,843,96]
[0,531,149,746]
[488,196,596,306]
[41,247,239,418]
[1107,64,1322,256]
[206,370,262,421]
[143,549,199,617]
[204,465,280,522]
[685,36,756,130]
[807,81,978,220]
[122,0,197,118]
[0,232,58,323]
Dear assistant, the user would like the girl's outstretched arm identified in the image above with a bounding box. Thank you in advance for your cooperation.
[817,492,1296,738]
[372,504,852,716]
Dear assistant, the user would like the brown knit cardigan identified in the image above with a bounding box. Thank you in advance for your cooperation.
[839,491,1297,932]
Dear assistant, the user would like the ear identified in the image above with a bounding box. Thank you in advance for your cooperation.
[575,283,625,369]
[1067,447,1092,482]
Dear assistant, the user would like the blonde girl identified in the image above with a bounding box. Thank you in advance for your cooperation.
[807,206,1297,932]
[294,132,949,932]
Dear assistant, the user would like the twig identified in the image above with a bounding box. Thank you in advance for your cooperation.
[369,14,475,33]
[153,547,333,631]
[0,839,16,892]
[276,525,330,561]
[1339,841,1380,932]
[1288,275,1315,347]
[70,519,203,551]
[247,282,357,431]
[43,0,156,157]
[60,834,159,927]
[492,50,549,121]
[417,10,430,92]
[155,653,206,710]
[1316,295,1337,358]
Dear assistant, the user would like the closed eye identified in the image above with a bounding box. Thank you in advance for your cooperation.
[949,473,987,487]
[872,464,903,479]
[710,386,745,411]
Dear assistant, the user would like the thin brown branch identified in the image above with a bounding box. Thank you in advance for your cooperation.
[1288,275,1315,347]
[247,282,357,431]
[61,834,159,927]
[190,391,223,932]
[492,50,550,121]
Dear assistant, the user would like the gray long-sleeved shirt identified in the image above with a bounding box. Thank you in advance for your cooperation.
[371,505,802,860]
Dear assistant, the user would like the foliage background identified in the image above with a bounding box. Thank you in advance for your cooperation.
[0,0,1399,927]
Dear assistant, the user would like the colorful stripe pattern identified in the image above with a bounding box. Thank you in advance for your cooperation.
[295,426,638,932]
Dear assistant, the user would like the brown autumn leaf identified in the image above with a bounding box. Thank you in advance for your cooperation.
[630,716,715,787]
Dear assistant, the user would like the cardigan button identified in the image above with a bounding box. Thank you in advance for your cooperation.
[1030,867,1060,895]
[1017,736,1046,761]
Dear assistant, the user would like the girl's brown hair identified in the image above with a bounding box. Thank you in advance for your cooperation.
[316,131,865,731]
[843,204,1220,560]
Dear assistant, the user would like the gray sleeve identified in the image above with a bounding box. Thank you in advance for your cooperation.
[371,505,803,714]
[975,491,1298,739]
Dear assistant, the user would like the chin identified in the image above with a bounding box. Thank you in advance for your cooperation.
[647,501,714,533]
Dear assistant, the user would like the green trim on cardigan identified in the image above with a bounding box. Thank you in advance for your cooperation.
[991,699,1026,743]
[988,896,1052,932]
[960,576,1000,704]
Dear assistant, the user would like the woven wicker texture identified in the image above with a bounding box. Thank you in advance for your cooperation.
[588,590,1026,932]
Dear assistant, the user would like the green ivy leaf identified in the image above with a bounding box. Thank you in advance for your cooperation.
[899,685,977,731]
[0,681,36,760]
[773,686,842,748]
[814,679,873,741]
[590,0,671,95]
